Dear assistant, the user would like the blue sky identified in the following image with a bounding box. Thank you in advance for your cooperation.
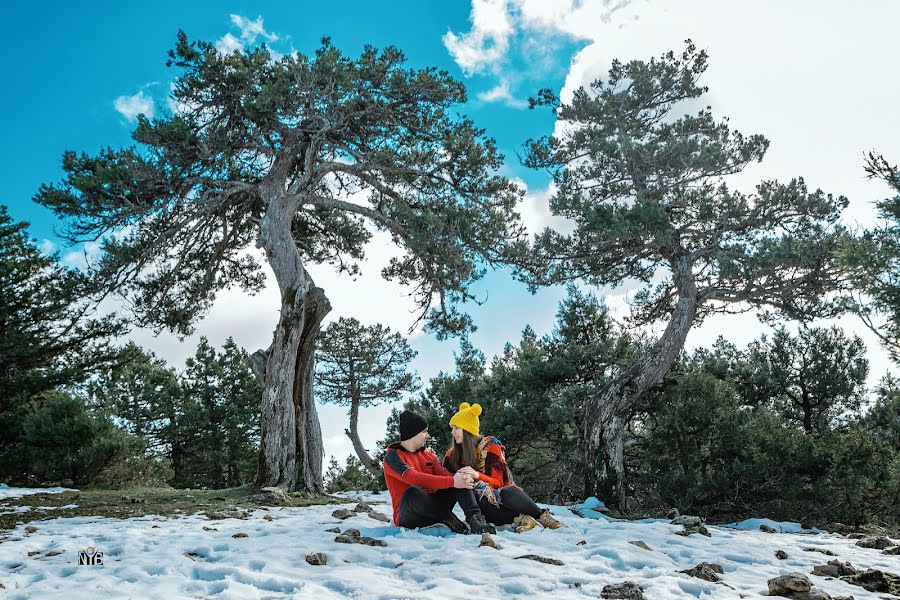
[3,1,898,461]
[2,1,579,238]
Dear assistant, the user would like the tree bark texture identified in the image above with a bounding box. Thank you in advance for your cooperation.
[584,260,699,509]
[255,195,330,493]
[346,398,383,478]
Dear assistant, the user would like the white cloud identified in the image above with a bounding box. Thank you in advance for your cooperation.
[62,240,102,270]
[443,0,515,75]
[231,14,278,43]
[216,14,279,55]
[515,179,574,237]
[113,91,155,122]
[215,33,244,56]
[444,0,633,75]
[39,239,57,256]
[477,79,528,108]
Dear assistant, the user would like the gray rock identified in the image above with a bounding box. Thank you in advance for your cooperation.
[367,511,391,523]
[332,509,356,520]
[305,552,327,566]
[783,589,832,600]
[325,527,341,533]
[803,547,836,556]
[883,545,900,555]
[357,536,388,547]
[812,560,856,577]
[334,528,387,547]
[675,523,711,537]
[824,522,850,534]
[353,501,373,513]
[628,540,652,551]
[209,506,251,520]
[840,568,900,594]
[600,581,645,599]
[479,533,499,549]
[246,487,288,506]
[232,532,248,538]
[813,564,841,578]
[855,536,897,550]
[760,524,778,533]
[514,554,564,566]
[775,550,789,560]
[671,515,703,527]
[680,562,723,582]
[768,572,813,595]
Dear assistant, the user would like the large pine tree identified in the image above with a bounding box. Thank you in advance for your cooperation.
[519,42,850,507]
[34,35,523,492]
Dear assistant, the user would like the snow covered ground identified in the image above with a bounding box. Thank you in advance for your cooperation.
[0,483,75,499]
[0,488,896,599]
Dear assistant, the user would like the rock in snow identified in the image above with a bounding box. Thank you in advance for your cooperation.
[679,562,723,582]
[600,581,645,599]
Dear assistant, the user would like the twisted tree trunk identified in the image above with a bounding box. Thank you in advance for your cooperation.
[346,398,382,478]
[255,193,329,493]
[584,260,698,510]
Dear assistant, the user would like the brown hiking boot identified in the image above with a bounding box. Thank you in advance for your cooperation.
[513,513,539,533]
[538,509,564,529]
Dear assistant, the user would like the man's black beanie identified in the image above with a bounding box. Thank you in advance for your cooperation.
[399,410,428,441]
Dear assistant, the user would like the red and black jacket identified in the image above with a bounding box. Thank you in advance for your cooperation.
[383,441,455,525]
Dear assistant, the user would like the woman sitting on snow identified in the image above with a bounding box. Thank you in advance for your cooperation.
[442,402,564,533]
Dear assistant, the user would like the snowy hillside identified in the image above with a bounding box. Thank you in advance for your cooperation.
[0,488,896,599]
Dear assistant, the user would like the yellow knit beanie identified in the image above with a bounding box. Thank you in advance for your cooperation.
[449,402,482,437]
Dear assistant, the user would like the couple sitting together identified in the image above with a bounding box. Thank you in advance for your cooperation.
[383,402,564,535]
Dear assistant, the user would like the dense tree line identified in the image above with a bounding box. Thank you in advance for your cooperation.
[331,288,897,526]
[0,213,262,489]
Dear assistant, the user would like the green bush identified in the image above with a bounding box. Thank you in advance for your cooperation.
[324,455,384,493]
[630,373,900,525]
[20,391,130,485]
[809,430,900,526]
[92,436,174,488]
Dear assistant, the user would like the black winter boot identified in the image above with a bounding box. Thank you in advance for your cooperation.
[466,511,496,535]
[441,512,470,534]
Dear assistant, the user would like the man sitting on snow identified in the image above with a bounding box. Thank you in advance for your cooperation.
[383,410,495,535]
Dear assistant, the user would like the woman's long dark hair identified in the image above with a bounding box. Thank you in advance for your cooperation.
[446,429,483,472]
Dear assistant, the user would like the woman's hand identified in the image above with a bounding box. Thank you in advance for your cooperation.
[453,471,474,489]
[457,466,480,480]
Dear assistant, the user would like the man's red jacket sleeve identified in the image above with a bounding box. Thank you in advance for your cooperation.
[384,447,454,489]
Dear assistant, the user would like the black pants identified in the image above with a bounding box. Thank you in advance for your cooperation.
[478,486,543,526]
[397,486,481,529]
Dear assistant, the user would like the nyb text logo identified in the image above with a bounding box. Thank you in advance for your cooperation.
[78,546,103,565]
